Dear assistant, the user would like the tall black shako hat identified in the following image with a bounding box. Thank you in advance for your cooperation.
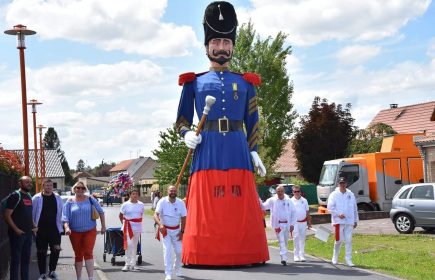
[203,1,238,46]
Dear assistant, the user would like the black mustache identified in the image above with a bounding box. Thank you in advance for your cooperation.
[212,50,231,56]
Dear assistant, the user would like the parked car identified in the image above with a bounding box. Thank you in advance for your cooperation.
[92,189,105,199]
[389,183,435,234]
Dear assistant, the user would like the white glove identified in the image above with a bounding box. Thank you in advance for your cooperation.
[184,131,202,149]
[250,151,266,177]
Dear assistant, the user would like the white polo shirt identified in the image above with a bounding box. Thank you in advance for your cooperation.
[155,197,187,227]
[291,196,309,221]
[120,200,144,233]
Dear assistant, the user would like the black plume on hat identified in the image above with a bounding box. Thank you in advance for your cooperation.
[203,1,238,45]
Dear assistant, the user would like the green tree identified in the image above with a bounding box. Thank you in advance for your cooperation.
[44,127,74,185]
[152,125,191,187]
[230,21,297,177]
[293,97,355,184]
[76,159,85,172]
[348,123,397,155]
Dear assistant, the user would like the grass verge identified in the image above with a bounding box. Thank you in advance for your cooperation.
[144,208,154,216]
[271,234,435,280]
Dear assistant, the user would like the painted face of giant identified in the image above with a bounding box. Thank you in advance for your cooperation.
[207,38,234,65]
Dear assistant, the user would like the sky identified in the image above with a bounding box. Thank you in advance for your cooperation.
[1,0,434,168]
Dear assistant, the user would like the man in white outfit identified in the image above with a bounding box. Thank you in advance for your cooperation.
[327,177,359,267]
[119,189,144,271]
[262,186,296,265]
[290,185,311,262]
[154,186,187,280]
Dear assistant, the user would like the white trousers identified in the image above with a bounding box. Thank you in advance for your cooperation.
[293,221,307,258]
[124,232,140,266]
[275,224,290,261]
[333,224,353,263]
[162,229,182,276]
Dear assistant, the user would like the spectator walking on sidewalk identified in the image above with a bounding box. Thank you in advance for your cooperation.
[32,178,64,280]
[62,182,106,280]
[154,186,187,280]
[327,177,359,267]
[290,185,311,262]
[261,185,296,265]
[119,188,144,272]
[3,176,37,280]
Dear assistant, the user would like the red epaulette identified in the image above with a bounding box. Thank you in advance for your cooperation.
[178,71,209,86]
[178,72,196,86]
[243,72,262,86]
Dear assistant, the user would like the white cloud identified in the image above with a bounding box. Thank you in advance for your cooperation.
[29,59,164,100]
[293,58,435,128]
[5,0,201,56]
[286,54,302,76]
[427,37,435,58]
[76,100,96,110]
[244,0,430,46]
[0,58,180,167]
[336,45,381,65]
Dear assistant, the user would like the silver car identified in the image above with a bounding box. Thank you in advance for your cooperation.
[390,183,435,234]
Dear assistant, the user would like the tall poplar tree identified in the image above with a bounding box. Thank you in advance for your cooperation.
[44,127,74,185]
[230,22,297,175]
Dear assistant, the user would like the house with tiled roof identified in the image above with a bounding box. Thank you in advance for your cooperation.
[109,159,134,176]
[110,157,158,195]
[9,149,65,190]
[368,101,435,135]
[368,101,435,183]
[273,139,301,180]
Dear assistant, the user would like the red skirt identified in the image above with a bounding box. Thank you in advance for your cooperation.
[182,169,269,265]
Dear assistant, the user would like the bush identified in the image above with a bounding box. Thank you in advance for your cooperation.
[0,148,24,176]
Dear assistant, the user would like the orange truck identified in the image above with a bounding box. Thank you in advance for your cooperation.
[317,133,424,212]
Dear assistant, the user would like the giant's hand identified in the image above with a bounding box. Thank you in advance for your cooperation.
[250,151,266,177]
[184,131,202,149]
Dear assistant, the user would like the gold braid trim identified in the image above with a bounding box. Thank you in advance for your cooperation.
[249,133,259,150]
[248,122,259,149]
[175,116,191,135]
[249,96,258,115]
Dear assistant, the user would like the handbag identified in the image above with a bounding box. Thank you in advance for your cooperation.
[89,197,100,220]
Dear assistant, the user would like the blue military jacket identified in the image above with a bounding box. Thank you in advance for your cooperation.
[176,70,260,174]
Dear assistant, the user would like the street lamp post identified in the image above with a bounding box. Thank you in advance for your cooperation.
[28,99,42,192]
[4,24,36,176]
[37,125,46,180]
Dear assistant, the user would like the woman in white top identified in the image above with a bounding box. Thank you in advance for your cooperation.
[119,188,144,271]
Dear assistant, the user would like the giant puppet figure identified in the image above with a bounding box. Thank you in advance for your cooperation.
[176,1,269,265]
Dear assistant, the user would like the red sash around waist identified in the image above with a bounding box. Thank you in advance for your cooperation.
[297,217,308,222]
[123,218,142,250]
[155,224,180,241]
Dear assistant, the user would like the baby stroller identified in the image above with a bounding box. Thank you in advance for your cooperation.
[103,227,142,265]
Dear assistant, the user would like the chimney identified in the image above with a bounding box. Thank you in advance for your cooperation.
[390,104,398,109]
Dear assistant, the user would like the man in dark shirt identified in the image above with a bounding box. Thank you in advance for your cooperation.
[32,178,63,279]
[4,176,36,280]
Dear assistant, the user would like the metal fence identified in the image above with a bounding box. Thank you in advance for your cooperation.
[0,172,18,280]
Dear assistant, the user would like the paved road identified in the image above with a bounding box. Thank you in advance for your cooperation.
[37,204,410,280]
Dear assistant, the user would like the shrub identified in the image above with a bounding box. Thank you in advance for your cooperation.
[0,147,24,176]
